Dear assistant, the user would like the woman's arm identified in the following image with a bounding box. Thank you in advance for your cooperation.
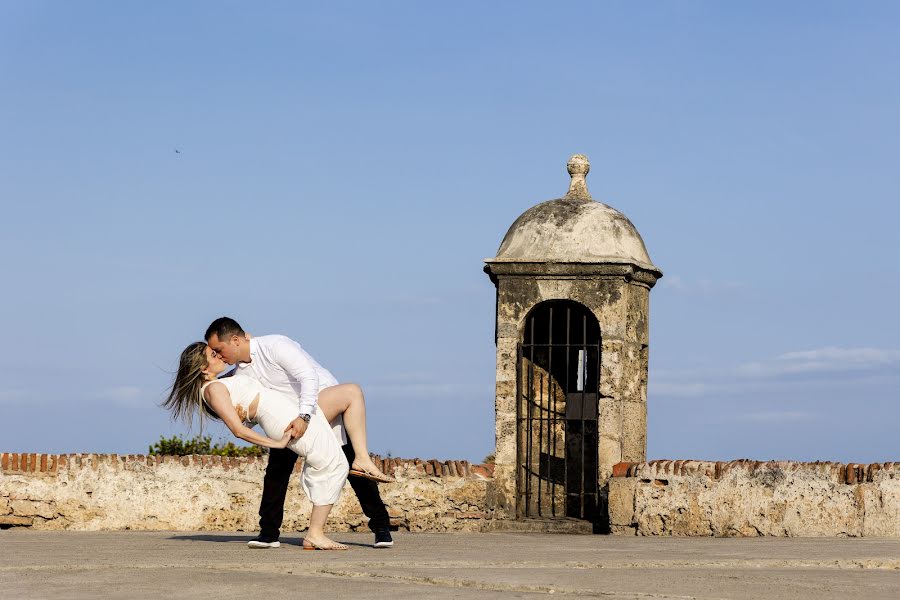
[203,382,291,449]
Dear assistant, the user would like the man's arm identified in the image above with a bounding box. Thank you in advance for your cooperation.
[269,337,319,415]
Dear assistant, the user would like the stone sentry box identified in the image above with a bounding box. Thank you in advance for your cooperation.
[484,155,662,529]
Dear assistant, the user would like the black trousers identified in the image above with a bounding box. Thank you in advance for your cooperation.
[259,444,390,539]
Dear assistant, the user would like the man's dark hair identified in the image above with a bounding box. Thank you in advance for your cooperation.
[205,317,245,342]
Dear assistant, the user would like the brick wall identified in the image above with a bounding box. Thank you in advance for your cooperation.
[609,459,900,537]
[0,452,495,531]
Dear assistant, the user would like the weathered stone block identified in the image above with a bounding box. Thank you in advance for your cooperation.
[625,283,650,344]
[600,341,624,398]
[591,284,627,341]
[224,480,257,496]
[599,435,623,481]
[621,402,647,462]
[497,322,518,338]
[536,279,576,301]
[0,515,33,527]
[10,499,56,519]
[494,437,516,466]
[861,478,900,537]
[619,343,645,401]
[610,524,637,535]
[599,397,622,441]
[608,477,636,526]
[497,413,517,439]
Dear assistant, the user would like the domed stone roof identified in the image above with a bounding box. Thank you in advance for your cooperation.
[490,155,660,274]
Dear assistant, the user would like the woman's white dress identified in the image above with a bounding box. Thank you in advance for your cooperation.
[201,375,348,505]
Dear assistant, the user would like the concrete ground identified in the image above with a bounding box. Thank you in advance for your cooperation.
[1,530,898,599]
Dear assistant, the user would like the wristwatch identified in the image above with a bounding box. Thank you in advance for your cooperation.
[299,413,312,423]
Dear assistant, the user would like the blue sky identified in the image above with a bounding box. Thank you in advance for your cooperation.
[1,2,898,462]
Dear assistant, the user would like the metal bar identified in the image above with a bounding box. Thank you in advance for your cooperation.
[594,338,601,511]
[540,306,553,516]
[526,316,535,516]
[581,312,587,519]
[556,307,569,517]
[515,341,523,516]
[563,310,569,518]
[535,371,542,516]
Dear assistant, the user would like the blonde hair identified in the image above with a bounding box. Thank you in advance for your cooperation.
[163,342,220,428]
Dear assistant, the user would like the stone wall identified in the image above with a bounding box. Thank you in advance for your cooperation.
[0,453,496,532]
[7,453,897,536]
[608,460,900,537]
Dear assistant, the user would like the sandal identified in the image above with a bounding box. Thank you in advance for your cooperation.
[349,462,395,484]
[302,538,349,551]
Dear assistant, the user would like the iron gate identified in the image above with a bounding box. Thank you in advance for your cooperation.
[517,301,600,521]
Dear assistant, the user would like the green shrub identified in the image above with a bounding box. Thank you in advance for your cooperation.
[148,434,266,457]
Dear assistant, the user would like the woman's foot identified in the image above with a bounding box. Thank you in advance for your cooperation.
[302,535,348,550]
[350,458,394,483]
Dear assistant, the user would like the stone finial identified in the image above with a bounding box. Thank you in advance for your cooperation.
[565,154,591,200]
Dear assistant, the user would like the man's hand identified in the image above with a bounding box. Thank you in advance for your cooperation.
[284,417,309,440]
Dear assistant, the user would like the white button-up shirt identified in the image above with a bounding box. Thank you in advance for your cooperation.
[235,334,345,443]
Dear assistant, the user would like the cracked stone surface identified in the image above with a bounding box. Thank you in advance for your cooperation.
[2,531,899,599]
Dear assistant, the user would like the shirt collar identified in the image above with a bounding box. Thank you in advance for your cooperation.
[240,337,259,366]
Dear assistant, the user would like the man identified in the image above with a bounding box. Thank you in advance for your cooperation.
[205,317,394,549]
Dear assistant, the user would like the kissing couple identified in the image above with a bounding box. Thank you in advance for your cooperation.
[165,317,395,550]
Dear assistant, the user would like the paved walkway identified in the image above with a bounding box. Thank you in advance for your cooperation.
[1,530,899,599]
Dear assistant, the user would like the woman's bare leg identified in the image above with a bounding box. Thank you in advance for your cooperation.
[317,383,387,477]
[316,383,354,422]
[303,504,347,550]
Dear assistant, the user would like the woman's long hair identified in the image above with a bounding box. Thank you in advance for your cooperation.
[163,341,221,429]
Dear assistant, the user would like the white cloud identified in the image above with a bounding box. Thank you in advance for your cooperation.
[734,347,900,379]
[652,346,900,400]
[731,411,818,423]
[660,275,687,291]
[778,346,900,366]
[92,386,144,406]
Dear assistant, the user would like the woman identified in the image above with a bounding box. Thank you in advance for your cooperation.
[165,342,391,550]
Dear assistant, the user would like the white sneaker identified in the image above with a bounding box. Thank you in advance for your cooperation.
[247,537,281,549]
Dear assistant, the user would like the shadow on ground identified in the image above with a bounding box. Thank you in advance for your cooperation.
[167,533,371,548]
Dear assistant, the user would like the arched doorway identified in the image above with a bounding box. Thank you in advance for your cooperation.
[517,300,600,522]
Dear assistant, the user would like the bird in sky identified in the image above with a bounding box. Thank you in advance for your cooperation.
[174,148,181,154]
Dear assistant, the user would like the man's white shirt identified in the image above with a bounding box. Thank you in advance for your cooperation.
[235,334,346,443]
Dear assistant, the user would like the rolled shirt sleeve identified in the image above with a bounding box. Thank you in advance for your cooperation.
[268,337,319,416]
